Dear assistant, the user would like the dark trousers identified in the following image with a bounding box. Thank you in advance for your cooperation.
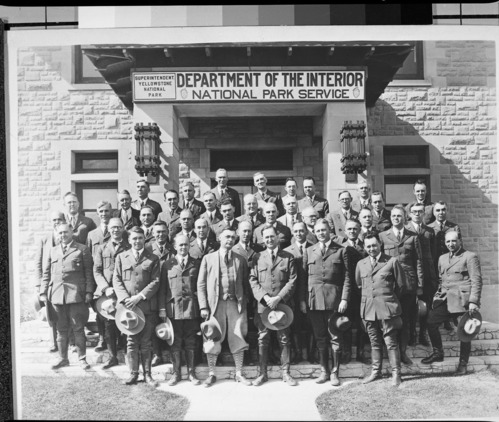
[171,319,198,353]
[399,293,416,348]
[254,312,291,347]
[127,313,155,355]
[308,310,340,352]
[104,317,119,357]
[53,301,89,358]
[364,318,400,350]
[427,300,465,351]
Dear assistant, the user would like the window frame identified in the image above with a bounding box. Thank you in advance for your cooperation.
[393,41,424,80]
[74,152,119,174]
[74,45,106,84]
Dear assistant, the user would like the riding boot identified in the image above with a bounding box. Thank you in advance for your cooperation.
[363,348,383,383]
[456,341,471,375]
[308,334,318,364]
[51,336,69,369]
[330,350,341,386]
[186,349,201,385]
[399,328,413,365]
[142,351,158,387]
[281,345,297,386]
[124,351,139,385]
[388,349,402,387]
[341,330,352,364]
[94,314,107,352]
[49,326,58,352]
[418,318,430,347]
[315,348,330,384]
[356,329,370,364]
[168,351,182,386]
[253,345,269,386]
[291,332,303,364]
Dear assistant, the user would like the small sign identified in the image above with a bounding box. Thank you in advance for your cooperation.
[133,73,176,100]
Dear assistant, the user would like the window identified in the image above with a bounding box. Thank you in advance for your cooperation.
[74,152,118,173]
[74,45,105,84]
[210,150,293,172]
[75,182,119,226]
[393,41,424,80]
[383,145,429,169]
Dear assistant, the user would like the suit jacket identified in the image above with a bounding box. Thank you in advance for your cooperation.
[254,190,285,217]
[405,201,435,225]
[232,242,264,269]
[302,241,351,311]
[41,241,94,305]
[284,241,312,304]
[197,250,249,315]
[351,197,373,213]
[35,232,59,289]
[209,186,242,218]
[157,208,183,243]
[146,241,175,263]
[379,228,424,295]
[66,214,97,245]
[298,195,330,219]
[87,226,112,258]
[277,212,303,230]
[405,223,438,292]
[428,220,462,265]
[291,230,318,245]
[113,208,141,230]
[131,197,163,219]
[200,209,223,226]
[437,248,482,313]
[326,208,359,239]
[249,249,297,313]
[159,255,200,319]
[236,213,266,231]
[211,219,240,242]
[179,198,206,221]
[355,253,406,321]
[141,225,156,246]
[93,240,131,297]
[253,221,292,250]
[357,226,379,243]
[372,208,392,232]
[189,238,220,261]
[112,248,161,314]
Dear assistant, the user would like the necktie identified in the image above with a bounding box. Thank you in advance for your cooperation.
[271,250,276,263]
[134,251,140,262]
[113,242,119,252]
[63,244,68,254]
[245,243,249,251]
[397,231,401,242]
[224,252,229,266]
[440,223,444,231]
[159,245,164,255]
[200,240,205,253]
[371,258,376,269]
[221,189,226,197]
[141,201,146,207]
[299,245,303,256]
[321,244,326,256]
[103,226,108,237]
[180,258,185,269]
[209,212,213,224]
[145,228,150,238]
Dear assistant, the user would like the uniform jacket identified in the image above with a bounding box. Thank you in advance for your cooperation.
[372,208,392,232]
[291,229,318,246]
[35,232,59,289]
[341,238,368,295]
[428,220,462,265]
[197,250,249,315]
[405,222,438,290]
[141,225,156,245]
[146,241,175,263]
[298,195,330,219]
[201,209,223,226]
[41,241,94,305]
[93,240,131,297]
[157,207,183,242]
[405,200,435,225]
[379,228,424,294]
[253,221,292,250]
[131,197,163,219]
[355,253,406,321]
[189,237,220,261]
[351,197,372,213]
[233,241,264,268]
[159,255,200,319]
[326,208,359,239]
[236,213,266,231]
[255,190,285,217]
[179,197,206,221]
[66,214,97,245]
[87,226,112,258]
[357,226,379,243]
[437,248,482,313]
[113,208,140,230]
[302,241,351,311]
[249,249,297,313]
[211,219,240,242]
[284,241,312,303]
[277,212,303,230]
[112,248,161,314]
[209,186,242,218]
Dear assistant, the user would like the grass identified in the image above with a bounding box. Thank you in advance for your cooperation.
[316,370,499,421]
[21,376,189,420]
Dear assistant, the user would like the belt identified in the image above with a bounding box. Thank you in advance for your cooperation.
[222,294,237,301]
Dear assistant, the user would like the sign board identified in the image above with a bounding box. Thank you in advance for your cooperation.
[132,71,365,102]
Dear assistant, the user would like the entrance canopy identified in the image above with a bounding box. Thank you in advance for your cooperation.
[83,42,413,110]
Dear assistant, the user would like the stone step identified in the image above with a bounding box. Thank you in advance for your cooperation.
[18,355,499,381]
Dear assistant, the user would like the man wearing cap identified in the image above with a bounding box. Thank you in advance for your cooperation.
[371,191,392,233]
[200,191,223,226]
[325,191,359,240]
[93,217,131,369]
[40,223,94,370]
[159,234,202,386]
[113,226,161,386]
[140,205,157,245]
[250,225,298,386]
[298,177,329,219]
[157,190,183,243]
[210,168,242,218]
[114,189,141,230]
[211,200,239,242]
[189,218,220,261]
[253,202,292,250]
[197,228,252,387]
[356,234,407,386]
[253,172,285,217]
[237,193,265,231]
[301,218,352,386]
[63,192,96,245]
[131,179,163,219]
[180,182,206,221]
[35,211,66,353]
[351,181,372,212]
[278,195,302,230]
[421,231,482,375]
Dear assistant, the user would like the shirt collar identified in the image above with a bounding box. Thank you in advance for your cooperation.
[219,247,232,259]
[320,239,332,250]
[133,248,144,257]
[62,240,73,249]
[296,240,307,248]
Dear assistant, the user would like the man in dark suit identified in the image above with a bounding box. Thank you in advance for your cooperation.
[211,200,239,242]
[237,193,265,230]
[379,205,424,365]
[35,211,66,353]
[180,182,206,221]
[197,229,252,387]
[421,231,482,376]
[325,191,359,240]
[371,191,392,232]
[278,195,302,230]
[356,234,407,386]
[284,221,315,364]
[210,168,242,218]
[281,177,299,205]
[87,200,113,352]
[301,219,352,386]
[298,177,329,219]
[406,203,438,346]
[113,226,161,386]
[40,223,94,370]
[253,202,292,250]
[159,234,202,386]
[114,189,140,230]
[253,172,284,217]
[357,208,379,243]
[250,225,298,387]
[200,191,223,226]
[63,192,96,244]
[404,179,435,225]
[93,217,131,369]
[298,207,318,245]
[131,179,162,219]
[190,218,220,261]
[139,205,157,245]
[351,180,372,212]
[157,190,183,243]
[178,209,198,243]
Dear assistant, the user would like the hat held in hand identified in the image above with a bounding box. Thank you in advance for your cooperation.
[115,305,146,335]
[261,303,294,331]
[155,318,174,346]
[457,310,482,343]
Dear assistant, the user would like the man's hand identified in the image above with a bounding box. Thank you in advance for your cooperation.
[338,299,348,313]
[124,295,142,309]
[85,293,93,304]
[469,303,479,314]
[39,294,47,303]
[159,309,167,321]
[300,300,307,314]
[200,309,210,320]
[105,287,114,297]
[265,295,281,310]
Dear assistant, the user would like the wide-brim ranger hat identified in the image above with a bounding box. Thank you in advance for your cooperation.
[457,310,482,343]
[115,304,146,335]
[33,294,45,313]
[96,295,118,320]
[200,316,222,342]
[328,312,352,337]
[155,318,174,346]
[261,303,294,331]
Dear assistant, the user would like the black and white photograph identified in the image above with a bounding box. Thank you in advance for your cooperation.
[3,4,499,421]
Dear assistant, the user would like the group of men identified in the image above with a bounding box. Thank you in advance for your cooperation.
[36,168,483,388]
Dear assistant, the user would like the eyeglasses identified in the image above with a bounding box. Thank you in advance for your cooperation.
[411,210,424,214]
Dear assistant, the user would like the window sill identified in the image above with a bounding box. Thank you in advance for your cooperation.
[69,83,112,91]
[388,79,432,87]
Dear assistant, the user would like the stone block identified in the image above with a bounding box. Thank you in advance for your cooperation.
[18,52,35,66]
[104,116,118,129]
[466,146,480,160]
[26,82,52,91]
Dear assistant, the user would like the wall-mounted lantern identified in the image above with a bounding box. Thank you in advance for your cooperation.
[340,120,368,175]
[134,122,161,180]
